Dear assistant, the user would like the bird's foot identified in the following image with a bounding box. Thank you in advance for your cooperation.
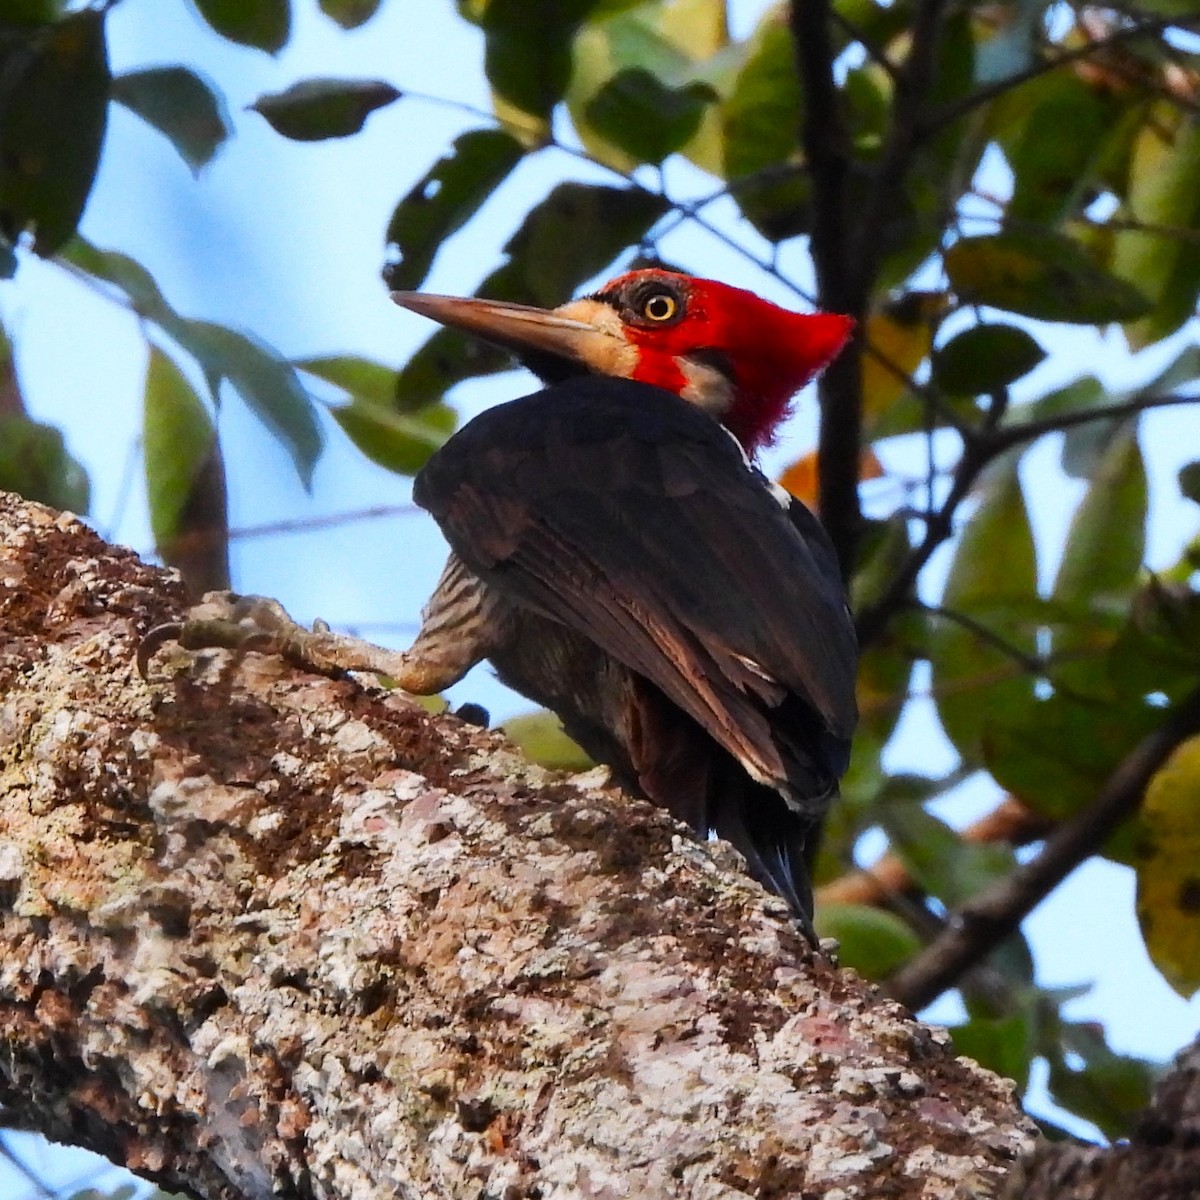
[138,591,415,683]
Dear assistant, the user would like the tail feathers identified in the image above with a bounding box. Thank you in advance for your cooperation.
[709,767,818,943]
[624,679,820,942]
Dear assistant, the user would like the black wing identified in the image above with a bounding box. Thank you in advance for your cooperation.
[415,375,857,814]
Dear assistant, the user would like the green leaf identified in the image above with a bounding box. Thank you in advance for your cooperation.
[143,347,217,549]
[63,239,173,323]
[584,67,714,165]
[813,904,921,981]
[1137,735,1200,998]
[951,1010,1035,1091]
[143,346,229,593]
[0,10,109,255]
[945,231,1153,324]
[1052,425,1146,620]
[465,0,599,122]
[985,690,1161,833]
[501,181,669,307]
[1111,111,1200,349]
[881,803,1017,907]
[172,320,323,487]
[317,0,382,28]
[61,242,321,492]
[0,414,89,511]
[929,460,1039,764]
[932,324,1045,396]
[1180,461,1200,505]
[568,0,729,173]
[296,354,398,407]
[252,78,402,141]
[1048,1024,1158,1140]
[721,15,807,240]
[112,66,231,172]
[722,15,799,179]
[502,710,594,771]
[330,398,455,476]
[384,129,525,292]
[997,72,1119,224]
[189,0,290,54]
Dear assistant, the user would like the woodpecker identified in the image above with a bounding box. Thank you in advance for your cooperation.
[391,269,858,938]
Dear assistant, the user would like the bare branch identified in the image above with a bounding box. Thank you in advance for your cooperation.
[887,683,1200,1011]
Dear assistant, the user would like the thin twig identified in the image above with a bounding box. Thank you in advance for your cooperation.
[991,390,1200,453]
[920,15,1180,138]
[828,6,902,85]
[137,503,421,559]
[918,602,1046,675]
[856,390,1200,647]
[856,0,950,297]
[886,682,1200,1011]
[817,796,1052,908]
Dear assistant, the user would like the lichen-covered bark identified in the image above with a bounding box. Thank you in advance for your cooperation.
[998,1037,1200,1200]
[0,491,1036,1200]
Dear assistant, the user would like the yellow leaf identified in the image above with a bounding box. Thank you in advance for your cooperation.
[860,292,948,431]
[658,0,728,59]
[778,447,884,509]
[1136,734,1200,998]
[503,710,593,772]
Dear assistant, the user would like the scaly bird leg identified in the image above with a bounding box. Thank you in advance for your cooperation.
[139,553,505,697]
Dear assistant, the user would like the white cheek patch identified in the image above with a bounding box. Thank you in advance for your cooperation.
[679,356,734,419]
[553,298,640,378]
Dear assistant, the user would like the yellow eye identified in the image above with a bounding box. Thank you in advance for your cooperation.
[642,292,678,322]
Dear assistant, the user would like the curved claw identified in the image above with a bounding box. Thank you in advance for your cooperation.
[137,621,185,679]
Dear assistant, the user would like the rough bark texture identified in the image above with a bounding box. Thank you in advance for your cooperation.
[0,490,1038,1200]
[999,1037,1200,1200]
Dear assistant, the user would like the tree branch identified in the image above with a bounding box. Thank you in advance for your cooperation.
[998,1034,1200,1200]
[817,796,1052,908]
[886,683,1200,1011]
[856,391,1200,647]
[791,0,864,580]
[855,0,949,298]
[0,490,1036,1200]
[920,15,1181,138]
[990,391,1200,454]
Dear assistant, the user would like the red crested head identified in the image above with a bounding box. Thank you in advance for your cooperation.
[586,270,853,451]
[392,268,853,452]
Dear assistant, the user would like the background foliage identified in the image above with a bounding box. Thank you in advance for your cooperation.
[1,0,1199,1185]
